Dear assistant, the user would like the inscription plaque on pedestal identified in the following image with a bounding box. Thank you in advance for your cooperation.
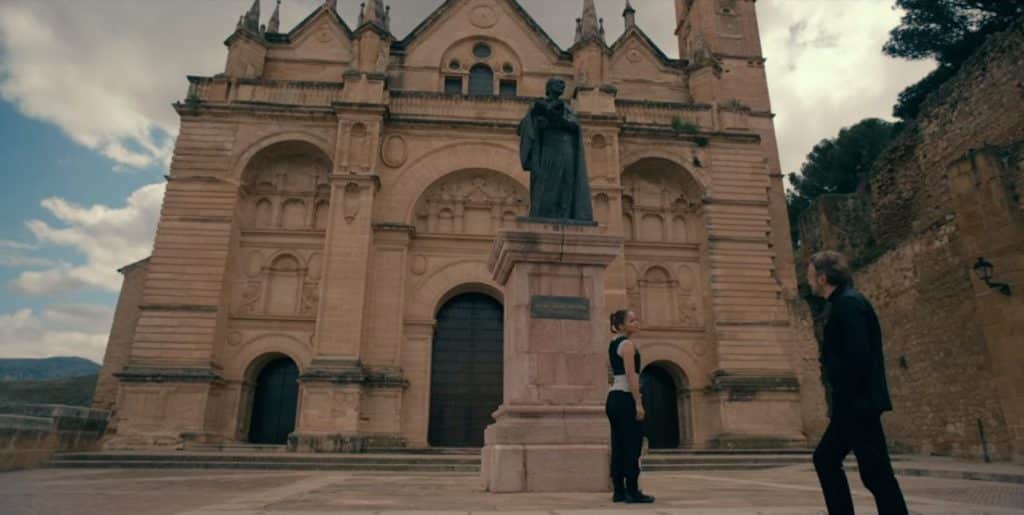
[530,295,590,320]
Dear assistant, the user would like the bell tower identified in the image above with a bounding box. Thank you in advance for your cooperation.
[675,0,770,111]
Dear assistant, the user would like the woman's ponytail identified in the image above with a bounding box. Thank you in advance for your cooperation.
[610,309,630,334]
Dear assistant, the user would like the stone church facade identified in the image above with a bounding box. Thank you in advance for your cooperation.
[95,0,806,451]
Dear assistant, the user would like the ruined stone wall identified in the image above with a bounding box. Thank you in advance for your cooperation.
[870,21,1024,251]
[795,21,1024,460]
[853,226,1012,458]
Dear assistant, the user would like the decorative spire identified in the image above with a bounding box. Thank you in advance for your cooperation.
[242,0,260,33]
[267,0,281,33]
[623,0,636,29]
[576,0,603,43]
[360,0,389,30]
[324,0,337,11]
[574,18,582,42]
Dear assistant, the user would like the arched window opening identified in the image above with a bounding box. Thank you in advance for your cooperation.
[468,64,494,96]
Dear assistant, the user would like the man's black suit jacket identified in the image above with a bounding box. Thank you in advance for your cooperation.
[822,285,894,416]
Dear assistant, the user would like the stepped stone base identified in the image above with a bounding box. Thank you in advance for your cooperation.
[481,406,611,493]
[289,433,406,453]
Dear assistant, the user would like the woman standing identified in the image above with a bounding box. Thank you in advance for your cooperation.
[606,309,655,503]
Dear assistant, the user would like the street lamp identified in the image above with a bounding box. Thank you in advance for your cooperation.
[973,257,1012,296]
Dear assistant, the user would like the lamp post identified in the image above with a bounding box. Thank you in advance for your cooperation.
[973,257,1012,296]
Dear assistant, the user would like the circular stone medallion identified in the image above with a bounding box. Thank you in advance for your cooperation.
[411,255,428,276]
[381,135,408,168]
[470,5,499,29]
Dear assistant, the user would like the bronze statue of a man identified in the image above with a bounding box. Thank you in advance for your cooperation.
[518,77,594,222]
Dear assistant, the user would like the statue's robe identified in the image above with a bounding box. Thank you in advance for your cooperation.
[517,100,594,221]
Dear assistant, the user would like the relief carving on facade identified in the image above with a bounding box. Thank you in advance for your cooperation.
[621,167,699,243]
[381,134,408,168]
[627,264,703,329]
[238,280,264,314]
[241,152,330,231]
[343,182,363,223]
[233,252,320,319]
[470,3,499,29]
[413,171,528,235]
[348,123,371,172]
[300,283,320,316]
[587,133,615,183]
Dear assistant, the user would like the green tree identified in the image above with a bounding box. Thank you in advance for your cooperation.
[884,0,1024,120]
[787,118,898,245]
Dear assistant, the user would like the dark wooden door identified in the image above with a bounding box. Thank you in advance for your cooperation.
[429,293,504,447]
[641,365,680,449]
[249,358,299,445]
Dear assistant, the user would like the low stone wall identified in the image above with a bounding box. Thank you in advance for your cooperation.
[0,403,110,471]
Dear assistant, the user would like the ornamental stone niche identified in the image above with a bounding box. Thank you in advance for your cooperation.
[240,142,331,232]
[621,158,702,243]
[233,141,330,319]
[413,170,529,235]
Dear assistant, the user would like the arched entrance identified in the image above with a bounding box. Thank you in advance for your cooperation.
[248,357,299,445]
[640,363,690,449]
[428,292,504,447]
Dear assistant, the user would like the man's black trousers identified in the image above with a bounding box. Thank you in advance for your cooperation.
[813,409,908,515]
[606,391,643,487]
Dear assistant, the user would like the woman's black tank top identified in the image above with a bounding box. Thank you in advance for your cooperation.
[608,335,641,375]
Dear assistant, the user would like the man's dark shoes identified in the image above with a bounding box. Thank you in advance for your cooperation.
[612,489,626,503]
[624,490,655,504]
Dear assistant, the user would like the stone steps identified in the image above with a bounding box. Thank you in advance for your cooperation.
[183,443,289,453]
[48,449,816,473]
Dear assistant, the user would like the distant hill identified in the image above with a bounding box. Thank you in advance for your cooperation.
[0,374,98,407]
[0,357,101,380]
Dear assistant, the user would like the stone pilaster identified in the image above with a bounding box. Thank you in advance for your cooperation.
[296,102,387,449]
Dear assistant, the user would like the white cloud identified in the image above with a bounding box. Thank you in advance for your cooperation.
[43,304,116,335]
[0,307,111,363]
[9,183,165,295]
[0,255,59,269]
[0,240,36,250]
[0,240,57,269]
[756,0,936,174]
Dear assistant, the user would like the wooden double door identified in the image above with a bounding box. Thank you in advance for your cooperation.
[428,293,504,447]
[641,365,682,449]
[249,358,299,445]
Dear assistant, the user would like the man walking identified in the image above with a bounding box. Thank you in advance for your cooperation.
[807,251,908,515]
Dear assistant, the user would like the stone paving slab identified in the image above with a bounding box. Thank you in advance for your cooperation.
[1,466,1022,515]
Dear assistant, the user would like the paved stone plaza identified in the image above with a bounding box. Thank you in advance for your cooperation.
[2,464,1022,515]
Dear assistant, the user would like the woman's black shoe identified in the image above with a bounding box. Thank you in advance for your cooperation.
[624,490,655,504]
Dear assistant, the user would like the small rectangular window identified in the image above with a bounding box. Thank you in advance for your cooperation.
[499,80,517,98]
[444,76,463,95]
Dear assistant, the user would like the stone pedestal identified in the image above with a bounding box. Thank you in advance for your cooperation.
[482,220,624,493]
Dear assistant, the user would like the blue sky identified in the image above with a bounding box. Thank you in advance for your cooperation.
[0,0,935,363]
[0,101,163,310]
